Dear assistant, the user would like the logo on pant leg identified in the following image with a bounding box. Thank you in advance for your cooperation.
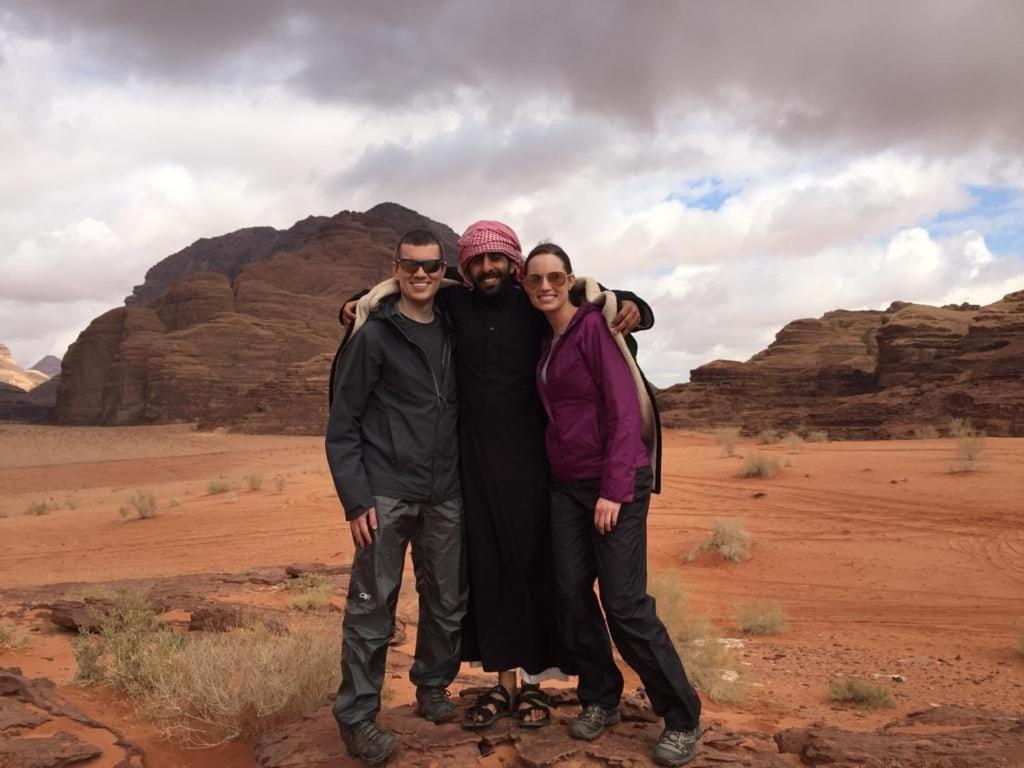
[358,592,372,601]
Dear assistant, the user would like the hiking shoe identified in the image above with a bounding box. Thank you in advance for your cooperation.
[568,703,621,741]
[416,685,457,723]
[340,718,397,766]
[653,724,701,766]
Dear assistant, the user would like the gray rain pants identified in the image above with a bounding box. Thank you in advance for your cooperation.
[333,495,466,728]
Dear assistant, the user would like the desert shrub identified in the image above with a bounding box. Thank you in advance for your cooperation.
[287,572,333,612]
[25,499,56,516]
[287,572,330,592]
[689,518,751,563]
[913,425,940,439]
[713,427,740,457]
[735,601,787,636]
[949,419,985,473]
[73,629,106,683]
[737,453,780,479]
[168,498,181,508]
[142,621,339,746]
[0,623,30,651]
[273,475,286,492]
[206,478,231,495]
[649,572,744,704]
[65,497,79,510]
[783,432,803,452]
[123,490,158,520]
[805,430,829,443]
[828,678,894,709]
[71,589,339,746]
[246,473,263,492]
[754,429,779,445]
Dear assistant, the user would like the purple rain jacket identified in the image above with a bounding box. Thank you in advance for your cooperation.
[536,303,651,502]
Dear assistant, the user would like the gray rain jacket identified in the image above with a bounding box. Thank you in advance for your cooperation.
[326,293,459,519]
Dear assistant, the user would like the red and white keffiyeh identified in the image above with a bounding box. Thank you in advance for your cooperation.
[456,220,524,286]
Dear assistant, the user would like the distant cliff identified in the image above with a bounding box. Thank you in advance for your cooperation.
[657,290,1024,438]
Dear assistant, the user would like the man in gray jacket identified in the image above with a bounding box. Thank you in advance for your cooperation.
[326,228,464,766]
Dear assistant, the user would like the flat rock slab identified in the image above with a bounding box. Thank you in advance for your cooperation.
[0,698,49,730]
[0,730,102,768]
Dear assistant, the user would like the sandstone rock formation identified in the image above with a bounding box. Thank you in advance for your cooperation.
[55,204,456,431]
[28,355,62,379]
[0,344,48,391]
[658,290,1024,438]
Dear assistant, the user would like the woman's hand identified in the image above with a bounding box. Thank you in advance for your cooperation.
[593,497,621,535]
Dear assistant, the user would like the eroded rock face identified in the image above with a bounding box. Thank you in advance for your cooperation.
[0,344,49,392]
[55,204,457,431]
[658,290,1024,438]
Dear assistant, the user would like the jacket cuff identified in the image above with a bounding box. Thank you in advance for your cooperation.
[599,480,635,504]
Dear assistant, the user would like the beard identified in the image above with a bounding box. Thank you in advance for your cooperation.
[473,269,511,296]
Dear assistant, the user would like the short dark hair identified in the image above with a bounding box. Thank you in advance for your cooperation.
[395,228,443,260]
[525,241,573,274]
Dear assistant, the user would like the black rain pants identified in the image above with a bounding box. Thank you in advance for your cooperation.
[550,467,701,731]
[333,495,466,728]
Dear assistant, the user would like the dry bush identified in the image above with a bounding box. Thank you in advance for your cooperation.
[142,622,340,746]
[737,453,780,479]
[122,490,158,520]
[206,478,231,495]
[713,427,741,457]
[70,588,340,747]
[689,518,751,563]
[805,430,829,443]
[273,475,286,492]
[649,572,745,704]
[247,473,263,492]
[783,432,803,452]
[754,429,779,445]
[25,499,56,516]
[168,498,181,508]
[65,497,79,510]
[949,419,985,473]
[913,425,940,439]
[735,601,787,636]
[288,572,334,612]
[0,623,30,651]
[828,678,894,709]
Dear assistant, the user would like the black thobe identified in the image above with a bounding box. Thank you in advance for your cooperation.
[436,282,562,674]
[437,280,648,675]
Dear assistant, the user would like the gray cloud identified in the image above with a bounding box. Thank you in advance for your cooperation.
[6,1,1024,153]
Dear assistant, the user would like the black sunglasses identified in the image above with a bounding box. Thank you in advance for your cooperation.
[395,258,446,275]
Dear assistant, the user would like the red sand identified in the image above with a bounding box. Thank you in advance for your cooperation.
[1,424,1022,765]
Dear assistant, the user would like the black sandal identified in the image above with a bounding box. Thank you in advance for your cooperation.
[516,683,552,729]
[461,684,513,730]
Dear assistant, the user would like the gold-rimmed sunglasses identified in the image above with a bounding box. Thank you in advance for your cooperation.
[523,271,569,290]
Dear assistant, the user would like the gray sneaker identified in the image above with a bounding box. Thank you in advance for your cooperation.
[416,685,457,723]
[653,724,700,766]
[568,703,621,741]
[340,718,398,766]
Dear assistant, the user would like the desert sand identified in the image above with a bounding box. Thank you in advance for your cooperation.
[1,423,1023,766]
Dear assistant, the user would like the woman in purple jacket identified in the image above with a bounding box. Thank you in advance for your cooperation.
[523,243,702,767]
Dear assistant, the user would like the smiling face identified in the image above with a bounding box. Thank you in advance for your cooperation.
[523,252,574,314]
[465,252,511,295]
[393,242,445,306]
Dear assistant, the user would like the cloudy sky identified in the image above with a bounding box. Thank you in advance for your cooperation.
[2,0,1023,385]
